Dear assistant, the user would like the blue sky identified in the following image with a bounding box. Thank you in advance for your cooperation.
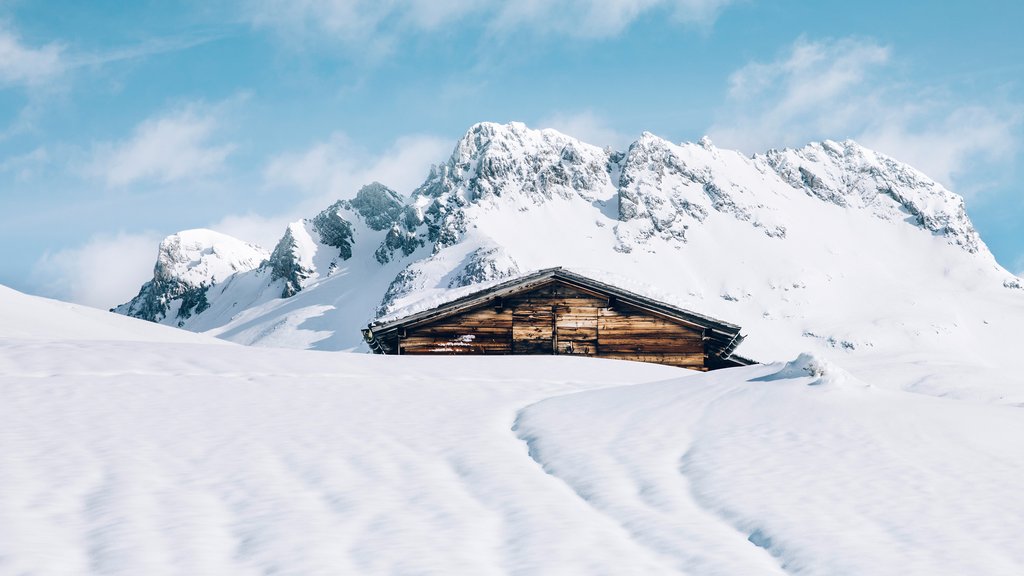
[1,0,1022,307]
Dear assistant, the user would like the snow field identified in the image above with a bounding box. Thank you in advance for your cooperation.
[3,286,1023,574]
[516,359,1024,575]
[0,338,688,575]
[3,333,1023,574]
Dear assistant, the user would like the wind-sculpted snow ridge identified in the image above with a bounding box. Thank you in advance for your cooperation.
[113,121,1024,405]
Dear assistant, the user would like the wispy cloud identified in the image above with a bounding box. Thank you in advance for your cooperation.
[67,30,227,70]
[711,37,892,152]
[0,146,48,180]
[31,230,164,309]
[709,36,1021,190]
[203,131,452,251]
[537,109,632,149]
[493,0,735,37]
[0,24,223,91]
[87,103,235,187]
[263,131,450,203]
[245,0,738,56]
[0,27,65,89]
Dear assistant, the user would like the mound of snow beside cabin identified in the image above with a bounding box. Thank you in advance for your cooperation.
[4,286,1024,574]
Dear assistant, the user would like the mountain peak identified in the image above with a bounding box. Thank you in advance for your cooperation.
[154,229,267,286]
[115,229,268,324]
[759,140,982,253]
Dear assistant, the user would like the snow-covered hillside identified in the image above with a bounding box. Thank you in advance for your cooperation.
[3,286,1024,575]
[115,122,1024,401]
[0,284,221,344]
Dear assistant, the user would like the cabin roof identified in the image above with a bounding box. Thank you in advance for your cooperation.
[363,267,752,363]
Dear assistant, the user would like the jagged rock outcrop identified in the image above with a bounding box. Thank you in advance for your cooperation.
[410,122,617,251]
[760,140,982,253]
[114,229,267,325]
[346,183,405,231]
[267,226,310,298]
[311,201,355,260]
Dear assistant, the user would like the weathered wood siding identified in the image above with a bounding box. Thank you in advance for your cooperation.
[398,307,512,354]
[597,307,705,369]
[396,280,707,369]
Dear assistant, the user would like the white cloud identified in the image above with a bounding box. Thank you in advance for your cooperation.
[205,212,291,253]
[711,37,891,153]
[0,28,64,89]
[494,0,734,37]
[858,106,1018,190]
[246,0,737,51]
[709,37,1021,190]
[0,146,48,180]
[203,132,452,252]
[31,231,164,309]
[264,132,451,205]
[537,110,631,149]
[88,105,235,187]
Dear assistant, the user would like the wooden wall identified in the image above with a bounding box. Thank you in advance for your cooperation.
[396,281,707,369]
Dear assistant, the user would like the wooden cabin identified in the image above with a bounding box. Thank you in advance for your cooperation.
[362,268,753,370]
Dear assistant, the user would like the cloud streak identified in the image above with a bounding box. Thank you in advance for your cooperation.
[206,131,452,255]
[263,131,451,204]
[0,27,65,89]
[709,36,1021,190]
[87,104,235,187]
[245,0,738,55]
[31,231,164,309]
[537,110,631,150]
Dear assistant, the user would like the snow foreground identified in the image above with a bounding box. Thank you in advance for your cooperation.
[3,296,1023,574]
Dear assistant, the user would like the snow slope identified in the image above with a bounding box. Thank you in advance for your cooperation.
[0,284,221,344]
[516,356,1024,574]
[3,288,1024,575]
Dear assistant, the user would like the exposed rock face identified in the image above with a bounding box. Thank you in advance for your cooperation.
[267,226,310,298]
[410,122,617,251]
[311,201,355,260]
[346,183,405,232]
[760,140,981,253]
[447,246,521,289]
[341,183,421,264]
[114,229,267,325]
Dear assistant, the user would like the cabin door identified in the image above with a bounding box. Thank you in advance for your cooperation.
[554,304,598,356]
[512,305,554,354]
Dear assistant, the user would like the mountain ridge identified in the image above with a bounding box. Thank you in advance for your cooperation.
[114,121,1023,390]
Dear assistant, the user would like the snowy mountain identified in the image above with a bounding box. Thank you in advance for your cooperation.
[113,229,267,327]
[115,121,1024,399]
